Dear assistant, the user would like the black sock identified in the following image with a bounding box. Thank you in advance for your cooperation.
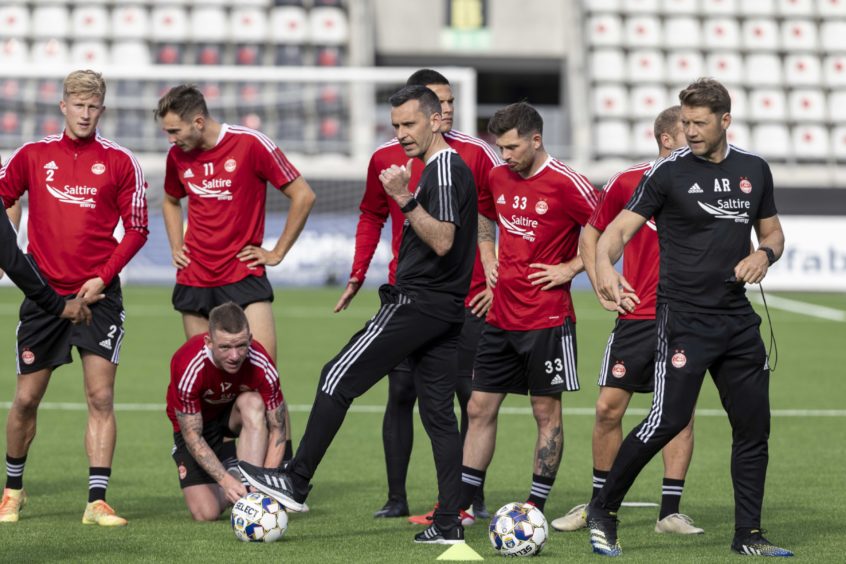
[527,474,555,511]
[592,468,609,501]
[5,454,26,490]
[659,478,684,519]
[282,440,293,463]
[88,467,111,503]
[459,466,485,510]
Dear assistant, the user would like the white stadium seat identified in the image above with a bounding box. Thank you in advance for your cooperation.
[818,0,846,18]
[0,38,28,66]
[622,0,659,13]
[751,124,791,159]
[823,55,846,86]
[584,0,622,12]
[666,51,704,82]
[729,87,748,120]
[742,18,779,51]
[31,5,69,39]
[111,41,151,67]
[72,5,108,39]
[310,6,348,45]
[777,0,815,16]
[231,7,269,43]
[827,90,846,122]
[191,7,228,43]
[593,84,628,117]
[270,6,309,44]
[111,5,150,40]
[739,0,776,16]
[788,89,827,122]
[661,0,698,15]
[0,5,29,39]
[830,125,846,159]
[70,40,109,67]
[706,52,743,84]
[703,18,740,50]
[745,54,783,87]
[783,54,822,86]
[31,38,69,66]
[792,125,830,160]
[624,15,661,47]
[590,49,626,82]
[633,119,658,156]
[595,120,631,156]
[701,0,738,16]
[820,21,846,52]
[631,85,668,118]
[748,89,788,121]
[151,6,188,42]
[627,50,664,82]
[664,17,701,49]
[781,20,817,52]
[726,122,750,149]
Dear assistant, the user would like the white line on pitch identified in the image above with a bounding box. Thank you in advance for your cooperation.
[749,293,846,322]
[0,402,843,417]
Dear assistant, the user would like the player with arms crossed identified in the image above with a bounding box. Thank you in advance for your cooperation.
[587,78,792,558]
[553,106,702,535]
[456,102,598,516]
[166,303,287,521]
[336,69,499,520]
[0,70,148,526]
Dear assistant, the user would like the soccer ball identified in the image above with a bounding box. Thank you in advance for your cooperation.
[231,492,288,542]
[489,502,548,557]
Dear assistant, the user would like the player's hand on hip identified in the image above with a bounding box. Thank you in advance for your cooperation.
[60,298,93,325]
[172,244,190,269]
[528,262,576,290]
[379,159,413,199]
[77,277,106,302]
[237,245,281,269]
[468,287,493,317]
[334,278,362,313]
[733,251,769,285]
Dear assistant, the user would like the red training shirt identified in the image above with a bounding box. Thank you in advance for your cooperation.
[166,334,283,433]
[589,162,659,320]
[164,124,301,287]
[351,129,500,307]
[0,131,148,295]
[482,157,598,331]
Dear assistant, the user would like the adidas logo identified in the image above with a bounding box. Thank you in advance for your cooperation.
[99,338,112,350]
[496,194,506,204]
[688,183,703,194]
[43,161,58,170]
[551,374,564,385]
[184,168,194,179]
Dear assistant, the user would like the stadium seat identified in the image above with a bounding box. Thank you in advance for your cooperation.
[621,0,659,13]
[627,50,664,82]
[111,42,151,67]
[237,82,263,108]
[31,5,69,39]
[316,84,345,114]
[742,18,779,51]
[777,0,815,16]
[630,85,668,118]
[830,125,846,159]
[36,79,61,103]
[701,0,738,16]
[792,125,830,160]
[624,15,661,47]
[781,20,817,52]
[729,87,748,120]
[70,40,109,67]
[586,14,623,46]
[632,119,657,156]
[745,54,783,86]
[310,6,349,45]
[820,21,846,52]
[199,82,223,108]
[0,38,28,66]
[751,124,790,159]
[726,122,750,148]
[660,0,697,15]
[154,43,185,65]
[235,44,264,65]
[315,46,343,66]
[818,0,846,18]
[594,120,631,156]
[195,44,224,66]
[0,5,29,39]
[784,54,822,86]
[0,79,23,107]
[703,18,740,50]
[590,49,626,82]
[239,111,267,131]
[664,17,701,49]
[275,44,304,65]
[788,89,827,122]
[583,0,622,12]
[827,90,846,122]
[593,84,628,117]
[31,39,69,66]
[150,6,188,42]
[36,115,64,137]
[738,0,776,16]
[191,7,228,43]
[71,5,108,39]
[231,7,268,43]
[667,51,704,81]
[749,89,787,121]
[111,5,150,40]
[706,52,743,84]
[0,110,22,137]
[823,55,846,86]
[270,6,309,44]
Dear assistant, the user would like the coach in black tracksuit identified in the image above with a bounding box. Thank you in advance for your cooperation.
[239,85,477,545]
[587,78,792,558]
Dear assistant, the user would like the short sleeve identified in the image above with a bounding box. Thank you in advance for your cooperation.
[163,151,186,199]
[425,156,467,227]
[757,160,778,219]
[625,162,669,220]
[250,134,300,190]
[590,174,631,232]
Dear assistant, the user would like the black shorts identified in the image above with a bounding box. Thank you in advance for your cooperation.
[473,320,579,396]
[172,274,274,318]
[597,319,657,393]
[457,308,485,379]
[16,279,125,374]
[171,405,238,489]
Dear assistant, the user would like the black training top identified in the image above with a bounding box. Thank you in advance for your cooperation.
[626,145,777,314]
[396,148,478,322]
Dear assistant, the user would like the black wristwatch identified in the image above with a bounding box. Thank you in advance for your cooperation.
[400,197,419,213]
[758,246,776,266]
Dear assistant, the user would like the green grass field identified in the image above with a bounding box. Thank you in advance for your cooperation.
[0,287,843,563]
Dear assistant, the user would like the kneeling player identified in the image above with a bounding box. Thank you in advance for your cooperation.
[166,303,288,521]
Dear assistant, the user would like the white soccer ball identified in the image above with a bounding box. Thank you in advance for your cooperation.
[231,492,288,543]
[488,502,548,557]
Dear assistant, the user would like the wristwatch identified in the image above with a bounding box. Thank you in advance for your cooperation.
[400,197,419,213]
[758,246,776,266]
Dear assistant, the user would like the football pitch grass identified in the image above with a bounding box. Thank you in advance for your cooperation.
[0,286,843,563]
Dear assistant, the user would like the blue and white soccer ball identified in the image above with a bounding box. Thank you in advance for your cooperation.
[489,502,548,557]
[231,492,288,543]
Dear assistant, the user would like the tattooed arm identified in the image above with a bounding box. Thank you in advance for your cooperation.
[478,213,499,288]
[263,401,288,468]
[176,410,246,503]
